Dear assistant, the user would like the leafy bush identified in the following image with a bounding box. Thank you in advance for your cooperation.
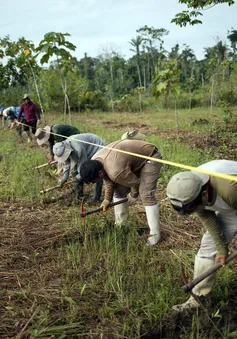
[79,91,108,111]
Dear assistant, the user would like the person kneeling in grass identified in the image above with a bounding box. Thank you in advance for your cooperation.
[53,133,104,203]
[80,139,162,246]
[166,159,237,312]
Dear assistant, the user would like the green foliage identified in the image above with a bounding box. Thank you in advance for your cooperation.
[227,28,237,54]
[152,61,181,107]
[0,35,39,89]
[36,32,76,65]
[79,90,108,111]
[2,27,237,113]
[218,100,233,125]
[171,10,202,27]
[172,0,235,27]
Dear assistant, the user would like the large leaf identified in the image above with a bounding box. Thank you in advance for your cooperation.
[40,53,50,65]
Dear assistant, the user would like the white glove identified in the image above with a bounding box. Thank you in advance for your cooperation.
[127,193,138,206]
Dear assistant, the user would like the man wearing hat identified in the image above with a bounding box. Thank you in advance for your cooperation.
[35,124,80,163]
[17,94,40,142]
[53,133,105,203]
[121,129,145,141]
[166,159,237,311]
[80,139,162,246]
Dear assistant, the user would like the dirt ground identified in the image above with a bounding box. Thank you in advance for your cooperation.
[1,120,237,338]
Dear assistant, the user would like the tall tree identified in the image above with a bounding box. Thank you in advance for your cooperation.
[129,36,143,87]
[36,32,76,124]
[137,25,169,79]
[227,28,237,55]
[0,36,44,114]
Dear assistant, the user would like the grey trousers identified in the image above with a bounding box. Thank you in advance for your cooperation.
[197,211,237,259]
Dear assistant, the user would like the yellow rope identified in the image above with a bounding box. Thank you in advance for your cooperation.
[17,121,237,182]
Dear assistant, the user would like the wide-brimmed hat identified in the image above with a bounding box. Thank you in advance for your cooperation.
[121,129,145,141]
[166,171,209,206]
[53,141,73,163]
[23,93,30,100]
[35,126,51,145]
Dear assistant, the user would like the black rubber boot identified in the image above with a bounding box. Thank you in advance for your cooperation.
[86,181,103,204]
[75,181,84,200]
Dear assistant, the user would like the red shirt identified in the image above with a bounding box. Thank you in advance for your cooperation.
[17,101,40,122]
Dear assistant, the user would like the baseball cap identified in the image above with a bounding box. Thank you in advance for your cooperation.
[53,141,73,163]
[166,171,209,206]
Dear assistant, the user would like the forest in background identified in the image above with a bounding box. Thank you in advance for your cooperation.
[1,26,237,116]
[1,0,237,118]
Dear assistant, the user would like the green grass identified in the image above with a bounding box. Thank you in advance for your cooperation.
[1,107,237,338]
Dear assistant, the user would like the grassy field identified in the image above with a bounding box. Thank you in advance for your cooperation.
[1,108,237,338]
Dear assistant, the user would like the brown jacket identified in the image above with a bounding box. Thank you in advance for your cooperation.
[92,140,157,201]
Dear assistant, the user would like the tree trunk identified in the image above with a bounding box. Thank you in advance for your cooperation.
[28,62,45,121]
[55,49,72,125]
[110,90,114,113]
[64,83,67,123]
[210,75,215,112]
[189,89,192,111]
[137,62,142,87]
[138,91,142,112]
[175,97,178,129]
[143,66,146,89]
[201,73,205,88]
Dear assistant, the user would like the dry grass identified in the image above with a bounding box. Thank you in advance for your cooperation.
[0,191,202,338]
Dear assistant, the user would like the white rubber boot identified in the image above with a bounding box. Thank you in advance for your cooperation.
[172,256,216,312]
[145,204,161,246]
[113,197,129,226]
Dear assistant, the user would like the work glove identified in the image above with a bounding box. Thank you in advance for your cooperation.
[100,199,110,212]
[127,193,138,206]
[58,178,67,187]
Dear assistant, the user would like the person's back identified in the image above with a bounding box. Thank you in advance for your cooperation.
[51,124,80,143]
[195,160,237,214]
[93,139,157,182]
[53,133,105,203]
[198,159,237,174]
[68,133,105,160]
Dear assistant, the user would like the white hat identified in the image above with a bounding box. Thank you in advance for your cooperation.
[23,93,30,100]
[121,130,145,141]
[35,126,51,145]
[166,171,209,206]
[53,141,73,163]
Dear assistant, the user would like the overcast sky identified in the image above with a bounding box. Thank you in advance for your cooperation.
[1,0,237,61]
